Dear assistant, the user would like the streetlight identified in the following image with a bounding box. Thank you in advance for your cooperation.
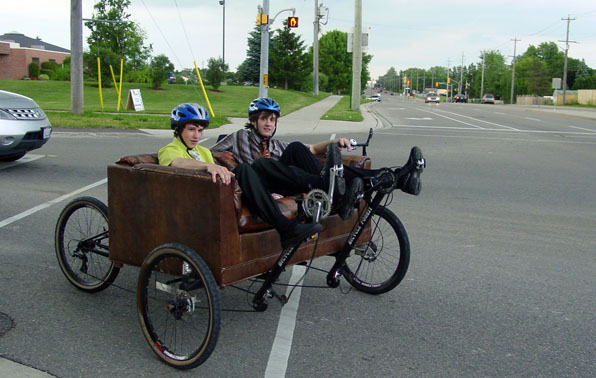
[219,1,225,67]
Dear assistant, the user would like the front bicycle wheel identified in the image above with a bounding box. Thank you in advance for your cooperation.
[54,196,119,292]
[343,206,410,294]
[137,243,221,370]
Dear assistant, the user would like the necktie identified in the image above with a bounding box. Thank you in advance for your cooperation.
[257,137,271,159]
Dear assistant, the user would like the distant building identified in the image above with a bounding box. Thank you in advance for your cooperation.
[0,32,70,80]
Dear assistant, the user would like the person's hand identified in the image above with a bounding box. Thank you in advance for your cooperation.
[271,193,284,200]
[207,164,235,185]
[336,137,353,152]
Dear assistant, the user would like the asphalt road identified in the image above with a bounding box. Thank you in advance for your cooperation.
[1,98,594,377]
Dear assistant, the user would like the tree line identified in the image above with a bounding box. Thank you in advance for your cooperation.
[377,43,595,102]
[79,0,371,94]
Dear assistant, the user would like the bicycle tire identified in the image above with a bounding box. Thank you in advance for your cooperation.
[137,243,221,370]
[54,196,119,292]
[343,206,410,294]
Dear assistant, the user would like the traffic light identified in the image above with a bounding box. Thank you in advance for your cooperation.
[288,16,299,28]
[435,81,439,87]
[257,13,268,25]
[447,77,451,84]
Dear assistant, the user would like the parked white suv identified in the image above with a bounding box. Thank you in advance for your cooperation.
[0,90,52,161]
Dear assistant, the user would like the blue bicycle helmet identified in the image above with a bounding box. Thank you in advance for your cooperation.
[170,103,210,129]
[248,97,281,117]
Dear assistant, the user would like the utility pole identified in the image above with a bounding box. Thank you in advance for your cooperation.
[70,0,83,114]
[446,58,450,102]
[258,0,270,98]
[313,0,320,95]
[480,51,485,98]
[510,37,520,104]
[560,15,576,105]
[350,0,362,111]
[459,52,464,95]
[219,1,225,67]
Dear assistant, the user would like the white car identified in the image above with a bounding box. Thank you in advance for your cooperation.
[367,94,381,102]
[425,92,440,103]
[0,90,52,161]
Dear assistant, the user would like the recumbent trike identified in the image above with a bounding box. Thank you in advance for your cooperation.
[53,129,425,369]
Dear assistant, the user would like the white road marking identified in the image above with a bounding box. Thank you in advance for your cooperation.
[0,179,107,229]
[405,117,433,120]
[524,117,541,121]
[421,108,520,130]
[568,125,596,133]
[418,110,485,129]
[0,154,44,170]
[264,264,307,378]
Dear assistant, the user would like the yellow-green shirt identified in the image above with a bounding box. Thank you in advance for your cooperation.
[158,137,215,166]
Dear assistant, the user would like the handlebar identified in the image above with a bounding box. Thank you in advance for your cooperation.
[349,128,373,156]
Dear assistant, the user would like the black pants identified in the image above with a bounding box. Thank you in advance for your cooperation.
[232,161,323,232]
[279,141,372,183]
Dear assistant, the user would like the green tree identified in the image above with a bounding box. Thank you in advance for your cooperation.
[318,30,352,94]
[150,54,174,89]
[85,0,152,73]
[83,47,121,83]
[237,24,270,84]
[270,19,309,90]
[206,57,228,91]
[515,56,550,95]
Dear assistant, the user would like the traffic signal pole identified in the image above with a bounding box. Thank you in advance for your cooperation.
[258,0,270,98]
[350,0,362,111]
[258,1,296,98]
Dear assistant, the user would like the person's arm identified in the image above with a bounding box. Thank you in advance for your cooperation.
[170,157,235,185]
[309,137,353,155]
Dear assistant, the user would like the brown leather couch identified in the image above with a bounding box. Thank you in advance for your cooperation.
[107,152,371,286]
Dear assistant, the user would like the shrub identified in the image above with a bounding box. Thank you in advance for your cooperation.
[128,69,151,83]
[29,62,40,78]
[38,74,50,81]
[41,61,59,71]
[53,67,70,81]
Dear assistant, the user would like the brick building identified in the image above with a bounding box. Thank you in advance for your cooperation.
[0,33,70,80]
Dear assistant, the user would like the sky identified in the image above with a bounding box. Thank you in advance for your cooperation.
[3,1,596,79]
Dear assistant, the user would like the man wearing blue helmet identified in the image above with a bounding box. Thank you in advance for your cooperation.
[159,102,234,184]
[160,103,322,250]
[211,97,365,220]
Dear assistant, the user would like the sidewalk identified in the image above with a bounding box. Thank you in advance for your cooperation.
[513,104,596,121]
[139,95,381,139]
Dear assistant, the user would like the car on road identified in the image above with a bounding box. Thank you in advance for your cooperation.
[481,94,495,104]
[453,93,467,103]
[0,90,52,161]
[366,94,381,102]
[425,92,440,103]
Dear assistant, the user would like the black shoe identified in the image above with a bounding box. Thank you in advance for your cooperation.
[321,142,345,197]
[280,222,324,250]
[398,146,424,195]
[336,177,363,220]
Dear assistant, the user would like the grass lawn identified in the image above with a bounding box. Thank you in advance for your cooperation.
[0,80,348,129]
[322,95,367,121]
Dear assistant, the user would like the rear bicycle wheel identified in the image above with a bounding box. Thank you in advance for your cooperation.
[343,206,410,294]
[137,243,221,370]
[54,196,119,292]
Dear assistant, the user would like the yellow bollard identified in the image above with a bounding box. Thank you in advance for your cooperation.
[118,59,124,111]
[97,57,104,111]
[193,61,215,117]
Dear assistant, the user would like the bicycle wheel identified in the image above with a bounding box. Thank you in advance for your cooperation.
[137,243,221,370]
[343,206,410,294]
[54,196,119,293]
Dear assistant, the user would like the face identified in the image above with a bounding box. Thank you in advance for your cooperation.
[253,112,278,137]
[179,123,204,148]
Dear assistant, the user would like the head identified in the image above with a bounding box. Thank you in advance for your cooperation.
[170,103,210,148]
[245,97,281,138]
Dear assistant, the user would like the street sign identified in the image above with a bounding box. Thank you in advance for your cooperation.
[126,89,144,111]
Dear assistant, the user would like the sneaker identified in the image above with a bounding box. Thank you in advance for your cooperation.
[321,142,346,197]
[336,177,363,220]
[280,222,324,250]
[398,146,424,195]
